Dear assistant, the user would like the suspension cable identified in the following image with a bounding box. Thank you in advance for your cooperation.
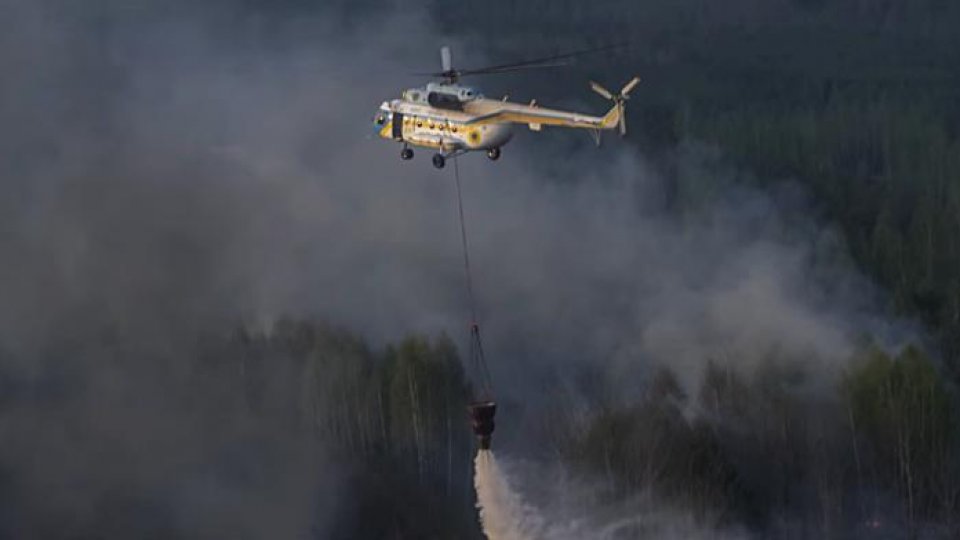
[452,156,493,399]
[454,156,477,323]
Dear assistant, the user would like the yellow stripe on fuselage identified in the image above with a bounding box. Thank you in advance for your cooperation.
[381,112,479,150]
[379,99,519,151]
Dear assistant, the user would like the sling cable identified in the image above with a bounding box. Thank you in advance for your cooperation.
[453,157,496,450]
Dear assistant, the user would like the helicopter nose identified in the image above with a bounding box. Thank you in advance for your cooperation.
[372,112,389,134]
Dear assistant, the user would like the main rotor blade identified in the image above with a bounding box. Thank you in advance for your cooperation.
[460,61,570,76]
[621,76,641,96]
[590,81,614,100]
[410,62,569,79]
[456,43,626,78]
[441,46,452,72]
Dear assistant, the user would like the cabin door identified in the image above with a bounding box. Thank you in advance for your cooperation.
[392,112,404,140]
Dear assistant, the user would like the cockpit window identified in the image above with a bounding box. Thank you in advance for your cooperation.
[375,113,386,125]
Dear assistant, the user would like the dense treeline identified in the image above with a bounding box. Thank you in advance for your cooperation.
[219,321,481,538]
[0,321,482,538]
[692,98,960,366]
[562,346,959,536]
[429,0,960,377]
[299,6,960,532]
[215,321,960,536]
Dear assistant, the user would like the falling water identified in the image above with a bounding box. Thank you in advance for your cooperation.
[474,450,546,540]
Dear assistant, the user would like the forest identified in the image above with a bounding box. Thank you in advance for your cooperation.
[341,0,960,535]
[429,1,960,535]
[2,0,960,537]
[66,319,951,538]
[429,0,960,374]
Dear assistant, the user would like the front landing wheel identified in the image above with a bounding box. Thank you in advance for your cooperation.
[400,147,414,160]
[486,147,501,161]
[432,153,446,169]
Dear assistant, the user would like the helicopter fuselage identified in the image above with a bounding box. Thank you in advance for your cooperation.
[373,83,513,154]
[372,76,635,169]
[373,100,514,153]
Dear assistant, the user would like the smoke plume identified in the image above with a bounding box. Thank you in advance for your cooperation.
[0,0,919,536]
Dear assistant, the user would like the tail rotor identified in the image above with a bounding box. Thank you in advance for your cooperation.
[590,76,640,137]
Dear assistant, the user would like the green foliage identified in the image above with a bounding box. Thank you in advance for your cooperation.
[382,334,471,481]
[693,102,960,341]
[843,344,958,524]
[215,318,960,536]
[230,321,478,538]
[432,0,960,377]
[361,3,960,529]
[566,351,960,535]
[570,365,741,524]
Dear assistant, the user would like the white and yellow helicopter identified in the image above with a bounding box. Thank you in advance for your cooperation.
[373,46,640,168]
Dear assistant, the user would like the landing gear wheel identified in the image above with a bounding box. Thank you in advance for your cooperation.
[432,153,446,169]
[486,147,501,161]
[400,147,414,160]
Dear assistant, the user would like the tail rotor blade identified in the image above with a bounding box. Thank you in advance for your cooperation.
[619,104,627,136]
[441,46,452,72]
[621,76,641,97]
[590,81,614,100]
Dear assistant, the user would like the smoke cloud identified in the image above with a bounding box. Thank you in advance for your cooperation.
[0,0,913,536]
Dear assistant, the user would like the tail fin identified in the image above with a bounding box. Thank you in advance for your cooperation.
[600,104,622,130]
[591,76,640,137]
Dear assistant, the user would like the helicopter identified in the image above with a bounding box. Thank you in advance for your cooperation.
[372,46,640,168]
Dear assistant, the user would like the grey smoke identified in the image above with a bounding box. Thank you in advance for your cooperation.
[0,0,914,536]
